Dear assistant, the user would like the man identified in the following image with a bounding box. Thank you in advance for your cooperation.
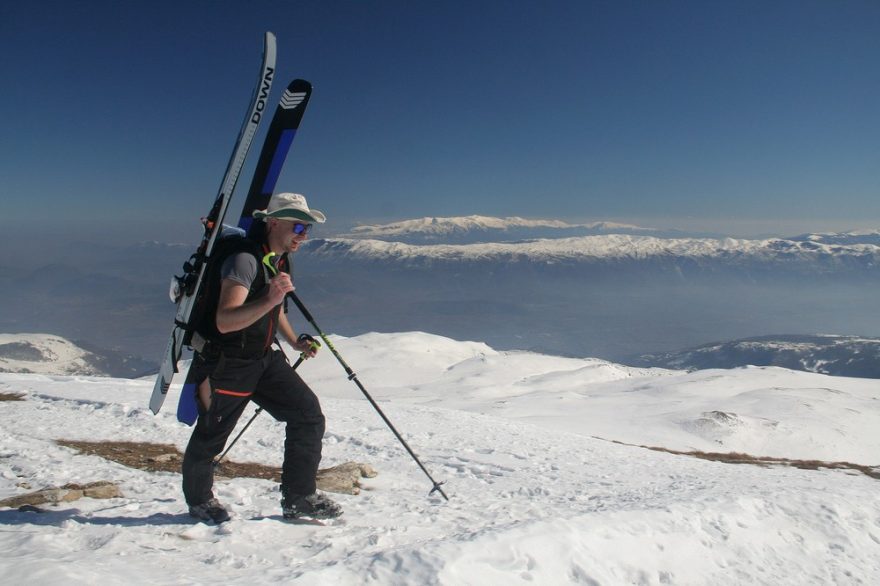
[182,192,342,523]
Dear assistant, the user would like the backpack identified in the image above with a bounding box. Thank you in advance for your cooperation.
[178,228,264,352]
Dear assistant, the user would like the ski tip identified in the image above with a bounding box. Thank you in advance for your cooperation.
[286,79,313,95]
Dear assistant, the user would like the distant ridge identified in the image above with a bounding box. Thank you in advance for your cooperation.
[633,334,880,379]
[788,230,880,246]
[343,215,664,244]
[305,233,880,270]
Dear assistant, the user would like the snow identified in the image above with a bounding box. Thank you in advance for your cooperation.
[1,331,879,584]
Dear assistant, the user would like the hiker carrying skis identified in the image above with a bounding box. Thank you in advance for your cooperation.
[182,192,342,523]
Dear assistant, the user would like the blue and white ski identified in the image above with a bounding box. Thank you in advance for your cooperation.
[150,32,277,415]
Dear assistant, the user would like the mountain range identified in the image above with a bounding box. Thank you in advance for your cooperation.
[344,215,722,243]
[2,216,878,368]
[303,232,880,276]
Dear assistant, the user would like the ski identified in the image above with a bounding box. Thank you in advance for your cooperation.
[150,32,277,414]
[175,78,314,424]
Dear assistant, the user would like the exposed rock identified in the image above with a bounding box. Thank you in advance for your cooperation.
[0,481,122,509]
[316,462,378,495]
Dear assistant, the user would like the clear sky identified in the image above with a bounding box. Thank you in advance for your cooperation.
[2,0,879,245]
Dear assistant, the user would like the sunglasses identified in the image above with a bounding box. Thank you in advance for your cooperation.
[290,222,312,235]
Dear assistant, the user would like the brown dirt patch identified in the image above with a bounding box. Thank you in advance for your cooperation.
[56,440,281,481]
[0,392,25,401]
[605,438,880,480]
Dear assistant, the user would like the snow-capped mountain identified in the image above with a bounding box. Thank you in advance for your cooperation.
[344,215,660,244]
[0,334,155,378]
[634,334,880,379]
[304,233,880,274]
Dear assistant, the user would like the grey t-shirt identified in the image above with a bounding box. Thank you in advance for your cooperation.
[220,252,259,289]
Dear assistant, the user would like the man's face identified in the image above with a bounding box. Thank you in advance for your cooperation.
[271,218,311,253]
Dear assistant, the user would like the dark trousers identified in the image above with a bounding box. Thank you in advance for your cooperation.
[182,348,325,505]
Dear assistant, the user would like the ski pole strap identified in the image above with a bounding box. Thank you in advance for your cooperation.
[297,332,319,346]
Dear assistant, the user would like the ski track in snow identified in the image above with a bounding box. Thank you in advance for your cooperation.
[1,333,880,584]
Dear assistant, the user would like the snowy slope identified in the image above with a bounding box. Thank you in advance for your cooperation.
[1,332,879,584]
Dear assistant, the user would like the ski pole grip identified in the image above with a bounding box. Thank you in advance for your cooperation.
[296,333,321,358]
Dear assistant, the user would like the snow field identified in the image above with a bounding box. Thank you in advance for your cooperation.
[1,332,879,584]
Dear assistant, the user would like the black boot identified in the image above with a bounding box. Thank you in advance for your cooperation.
[188,497,231,524]
[281,490,343,520]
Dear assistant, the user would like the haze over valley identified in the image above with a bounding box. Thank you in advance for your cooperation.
[2,217,877,374]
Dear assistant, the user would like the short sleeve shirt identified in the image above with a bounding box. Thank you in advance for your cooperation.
[220,252,259,289]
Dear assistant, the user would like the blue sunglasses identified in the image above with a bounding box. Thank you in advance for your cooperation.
[291,222,312,235]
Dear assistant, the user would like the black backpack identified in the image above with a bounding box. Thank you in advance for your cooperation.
[179,232,264,350]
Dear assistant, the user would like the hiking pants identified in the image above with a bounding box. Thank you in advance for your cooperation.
[182,348,325,505]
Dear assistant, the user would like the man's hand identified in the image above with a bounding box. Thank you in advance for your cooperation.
[293,333,321,359]
[267,272,295,305]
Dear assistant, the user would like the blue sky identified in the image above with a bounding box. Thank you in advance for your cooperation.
[2,0,879,245]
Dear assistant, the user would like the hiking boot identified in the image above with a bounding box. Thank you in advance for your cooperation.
[188,497,230,523]
[281,490,343,520]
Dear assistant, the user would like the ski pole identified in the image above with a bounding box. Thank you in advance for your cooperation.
[288,291,449,501]
[213,335,318,468]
